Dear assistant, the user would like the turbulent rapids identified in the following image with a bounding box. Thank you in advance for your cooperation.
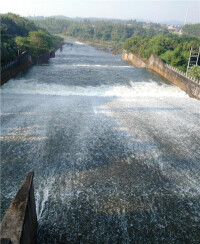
[1,40,200,243]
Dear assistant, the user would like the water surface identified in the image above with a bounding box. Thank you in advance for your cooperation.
[1,40,200,243]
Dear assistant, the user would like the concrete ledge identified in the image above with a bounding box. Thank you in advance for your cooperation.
[0,172,37,244]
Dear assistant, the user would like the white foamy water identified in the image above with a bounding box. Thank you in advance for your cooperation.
[0,79,187,98]
[75,41,85,45]
[67,64,132,68]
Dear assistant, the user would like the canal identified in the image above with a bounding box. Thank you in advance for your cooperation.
[1,40,200,243]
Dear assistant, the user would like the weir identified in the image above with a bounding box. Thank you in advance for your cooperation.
[0,172,37,244]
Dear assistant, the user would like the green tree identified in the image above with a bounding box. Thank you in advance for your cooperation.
[1,34,18,65]
[182,24,200,38]
[188,65,200,80]
[28,30,53,56]
[123,35,200,71]
[1,13,63,65]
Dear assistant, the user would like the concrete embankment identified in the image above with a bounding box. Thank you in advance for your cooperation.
[1,52,32,86]
[122,51,200,100]
[0,172,37,244]
[1,43,63,86]
[35,43,63,65]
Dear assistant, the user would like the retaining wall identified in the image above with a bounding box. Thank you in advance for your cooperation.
[0,172,37,244]
[122,51,146,68]
[35,51,51,65]
[1,43,63,86]
[122,51,200,100]
[1,52,32,86]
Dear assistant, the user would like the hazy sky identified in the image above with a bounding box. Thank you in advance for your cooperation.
[1,0,200,23]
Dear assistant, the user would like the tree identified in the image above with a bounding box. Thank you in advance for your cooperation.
[1,13,63,65]
[29,30,53,55]
[1,34,18,65]
[182,24,200,38]
[123,35,200,71]
[188,65,200,80]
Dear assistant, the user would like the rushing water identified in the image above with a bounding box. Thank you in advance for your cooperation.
[1,40,200,243]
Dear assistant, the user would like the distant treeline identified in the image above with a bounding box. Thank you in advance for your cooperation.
[1,13,63,66]
[33,18,169,42]
[124,35,200,71]
[182,24,200,39]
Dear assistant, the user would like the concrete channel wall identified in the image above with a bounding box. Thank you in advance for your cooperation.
[1,52,32,86]
[0,172,37,244]
[122,50,200,100]
[1,43,63,86]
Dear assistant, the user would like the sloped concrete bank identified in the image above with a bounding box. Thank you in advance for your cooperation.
[122,51,200,100]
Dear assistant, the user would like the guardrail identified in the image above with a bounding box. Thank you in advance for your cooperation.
[165,63,199,84]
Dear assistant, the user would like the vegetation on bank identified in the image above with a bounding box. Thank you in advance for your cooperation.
[34,18,169,40]
[123,35,200,72]
[182,24,200,39]
[33,17,169,54]
[188,65,200,80]
[1,13,63,66]
[1,14,199,80]
[31,18,200,79]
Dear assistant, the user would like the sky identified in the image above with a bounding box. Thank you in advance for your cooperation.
[1,0,200,24]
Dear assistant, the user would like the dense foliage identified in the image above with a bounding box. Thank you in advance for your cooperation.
[182,24,200,38]
[34,18,169,42]
[16,30,62,57]
[1,13,63,66]
[123,35,200,71]
[188,65,200,80]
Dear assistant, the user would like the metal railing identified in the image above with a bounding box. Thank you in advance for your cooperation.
[165,63,199,84]
[1,52,32,74]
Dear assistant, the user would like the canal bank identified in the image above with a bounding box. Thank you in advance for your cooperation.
[0,43,63,86]
[122,50,200,100]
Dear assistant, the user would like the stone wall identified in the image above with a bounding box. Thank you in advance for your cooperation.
[0,172,37,244]
[122,50,200,100]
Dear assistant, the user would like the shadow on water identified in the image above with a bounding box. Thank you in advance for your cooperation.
[38,199,200,243]
[1,95,200,244]
[36,155,200,243]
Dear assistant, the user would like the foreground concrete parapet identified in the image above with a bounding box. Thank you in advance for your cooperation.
[0,172,37,244]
